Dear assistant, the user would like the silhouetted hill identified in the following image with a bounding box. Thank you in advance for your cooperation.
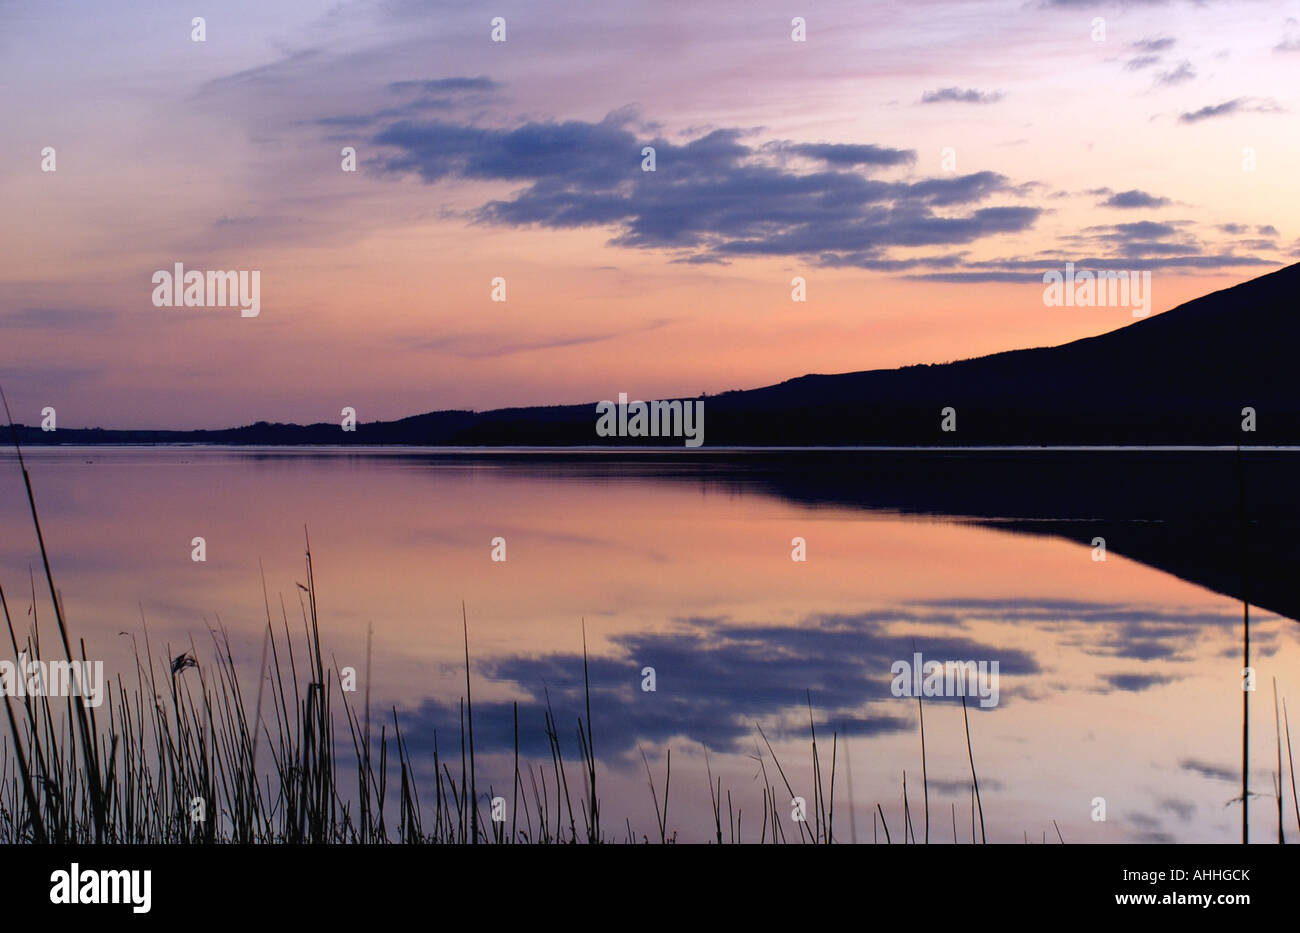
[14,262,1300,446]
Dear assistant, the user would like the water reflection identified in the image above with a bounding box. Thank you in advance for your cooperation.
[0,447,1295,842]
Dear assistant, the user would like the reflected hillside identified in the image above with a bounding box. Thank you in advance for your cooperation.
[732,448,1298,621]
[426,446,1300,623]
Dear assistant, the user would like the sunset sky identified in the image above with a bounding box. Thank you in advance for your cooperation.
[3,0,1298,428]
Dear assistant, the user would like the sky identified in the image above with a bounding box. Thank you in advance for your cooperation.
[2,0,1299,429]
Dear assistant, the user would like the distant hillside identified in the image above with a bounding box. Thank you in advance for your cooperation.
[14,262,1300,447]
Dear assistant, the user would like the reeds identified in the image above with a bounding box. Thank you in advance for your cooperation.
[0,556,762,843]
[2,559,1015,843]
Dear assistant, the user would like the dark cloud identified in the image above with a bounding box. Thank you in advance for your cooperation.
[909,211,1283,282]
[1102,220,1180,239]
[920,87,1004,105]
[1073,608,1246,648]
[1132,37,1176,53]
[1158,797,1196,821]
[1179,758,1236,782]
[668,253,730,265]
[377,113,650,186]
[1101,671,1179,692]
[371,114,1040,267]
[1123,37,1174,72]
[783,142,916,167]
[1156,61,1195,85]
[1101,189,1169,209]
[1069,220,1194,256]
[1125,812,1176,843]
[1180,99,1244,123]
[344,92,1267,278]
[385,608,1039,760]
[370,596,1257,772]
[386,76,501,94]
[919,598,1247,664]
[1126,811,1162,831]
[1179,98,1284,123]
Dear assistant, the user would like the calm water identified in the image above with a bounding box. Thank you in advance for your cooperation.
[0,447,1294,843]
